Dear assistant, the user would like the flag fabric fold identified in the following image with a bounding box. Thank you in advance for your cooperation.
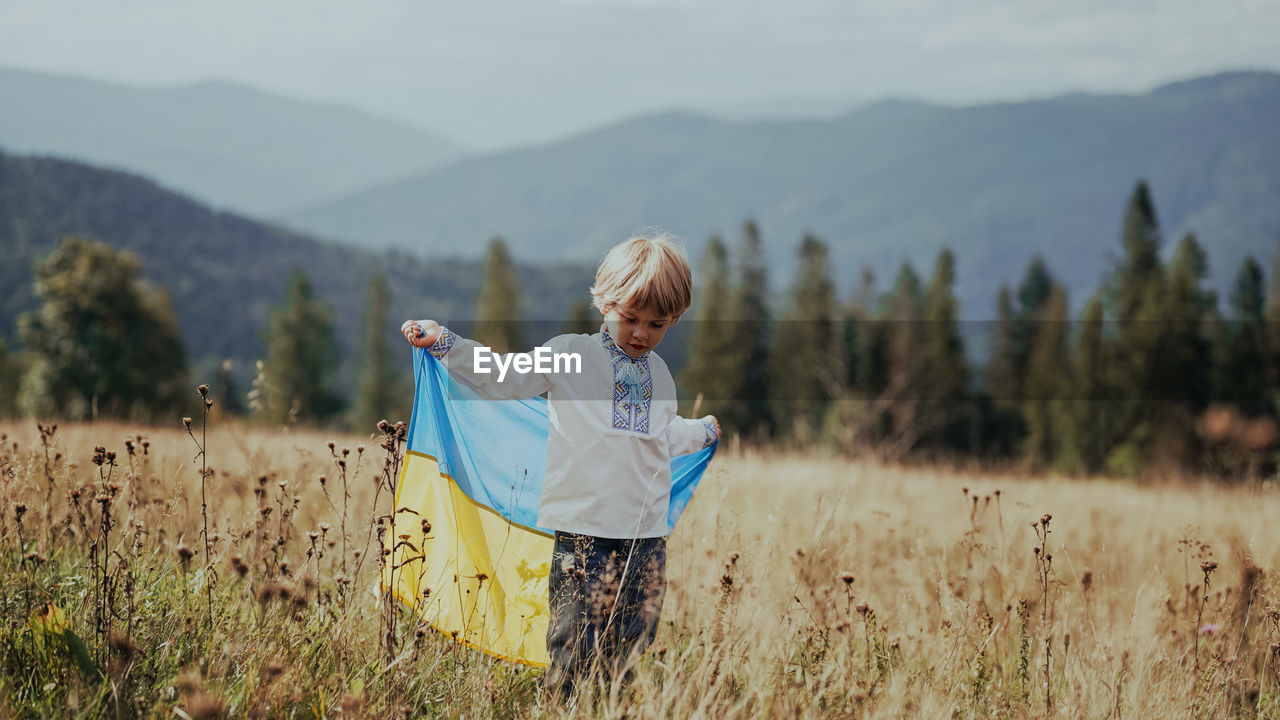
[381,346,716,667]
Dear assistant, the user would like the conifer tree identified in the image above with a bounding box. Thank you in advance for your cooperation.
[1074,295,1108,472]
[1218,257,1268,416]
[850,267,886,397]
[1022,284,1077,469]
[351,272,406,434]
[680,236,739,428]
[1103,180,1170,474]
[1266,234,1280,399]
[258,271,342,425]
[1012,257,1054,394]
[1166,234,1215,414]
[18,236,189,419]
[730,220,772,437]
[1113,181,1162,322]
[919,248,967,450]
[985,286,1022,456]
[885,262,923,448]
[769,234,838,440]
[475,237,524,354]
[990,256,1063,459]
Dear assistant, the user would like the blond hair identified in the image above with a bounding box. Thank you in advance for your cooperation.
[589,232,693,319]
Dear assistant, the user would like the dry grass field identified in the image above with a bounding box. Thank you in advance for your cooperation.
[1,417,1278,719]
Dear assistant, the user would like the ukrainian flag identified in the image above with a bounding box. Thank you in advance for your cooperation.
[381,347,715,667]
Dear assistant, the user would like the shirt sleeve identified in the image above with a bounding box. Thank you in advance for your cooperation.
[425,325,557,401]
[664,414,719,457]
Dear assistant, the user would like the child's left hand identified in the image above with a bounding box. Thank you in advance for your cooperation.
[707,415,721,441]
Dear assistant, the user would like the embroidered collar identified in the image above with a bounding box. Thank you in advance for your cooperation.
[600,324,649,362]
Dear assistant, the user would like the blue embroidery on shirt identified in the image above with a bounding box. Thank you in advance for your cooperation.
[428,327,456,358]
[601,327,652,434]
[700,418,718,448]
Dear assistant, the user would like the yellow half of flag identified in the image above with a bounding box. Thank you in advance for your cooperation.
[382,451,554,666]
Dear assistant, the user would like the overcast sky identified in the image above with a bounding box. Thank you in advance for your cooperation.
[3,0,1278,150]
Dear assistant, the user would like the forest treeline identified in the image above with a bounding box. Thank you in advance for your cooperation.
[1,179,1276,480]
[680,180,1280,479]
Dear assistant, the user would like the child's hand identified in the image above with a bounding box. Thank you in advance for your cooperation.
[707,415,721,441]
[401,319,442,348]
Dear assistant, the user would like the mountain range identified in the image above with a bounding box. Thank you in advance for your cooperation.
[285,71,1280,318]
[0,67,466,218]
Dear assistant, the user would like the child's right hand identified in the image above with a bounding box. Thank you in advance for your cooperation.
[401,319,442,348]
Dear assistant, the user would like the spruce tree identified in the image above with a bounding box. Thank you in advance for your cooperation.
[680,236,739,428]
[769,234,839,441]
[919,248,967,451]
[475,237,524,354]
[1166,234,1215,414]
[351,272,406,434]
[1113,181,1162,322]
[730,220,772,437]
[1266,234,1280,401]
[885,262,923,449]
[18,236,189,420]
[1012,257,1054,394]
[851,267,886,397]
[1218,257,1268,416]
[1022,284,1076,470]
[985,286,1022,456]
[1103,180,1170,474]
[258,271,342,425]
[1074,295,1108,472]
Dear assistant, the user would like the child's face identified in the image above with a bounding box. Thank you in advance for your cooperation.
[604,304,676,358]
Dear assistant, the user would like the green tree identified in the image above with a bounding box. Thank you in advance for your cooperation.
[474,237,524,354]
[769,234,839,441]
[985,286,1023,457]
[1021,284,1078,470]
[1011,257,1054,394]
[885,262,923,449]
[257,271,342,425]
[918,248,968,451]
[850,267,887,398]
[1103,180,1171,475]
[18,236,189,420]
[680,236,738,427]
[1074,295,1109,472]
[351,272,407,434]
[989,256,1065,461]
[1166,234,1215,414]
[729,220,772,437]
[1265,233,1280,402]
[1217,257,1268,416]
[1112,181,1163,322]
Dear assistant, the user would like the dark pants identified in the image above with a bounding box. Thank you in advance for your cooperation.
[543,531,667,695]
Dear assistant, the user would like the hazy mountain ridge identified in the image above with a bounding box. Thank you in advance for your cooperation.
[0,151,591,387]
[0,67,467,218]
[287,71,1280,318]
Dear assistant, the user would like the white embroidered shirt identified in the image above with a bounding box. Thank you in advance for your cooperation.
[426,325,716,539]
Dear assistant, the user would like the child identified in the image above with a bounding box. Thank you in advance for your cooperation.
[400,233,719,695]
